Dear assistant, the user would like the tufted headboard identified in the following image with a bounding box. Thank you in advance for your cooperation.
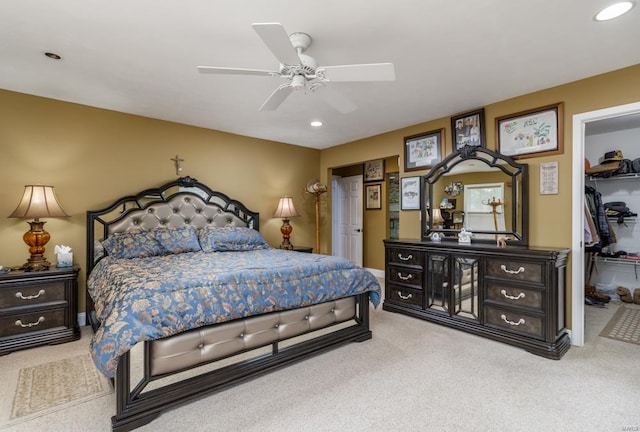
[86,176,259,273]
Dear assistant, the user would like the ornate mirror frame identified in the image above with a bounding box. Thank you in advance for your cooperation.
[421,145,529,245]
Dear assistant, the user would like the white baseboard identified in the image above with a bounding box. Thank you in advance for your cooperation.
[77,312,86,326]
[365,268,384,278]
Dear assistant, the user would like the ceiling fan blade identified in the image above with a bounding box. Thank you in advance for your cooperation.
[197,66,278,77]
[252,22,300,66]
[314,86,357,114]
[318,63,396,82]
[259,84,294,111]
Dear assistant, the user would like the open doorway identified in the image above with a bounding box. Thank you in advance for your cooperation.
[571,101,640,346]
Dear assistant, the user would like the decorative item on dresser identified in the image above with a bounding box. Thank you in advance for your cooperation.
[8,185,70,271]
[386,144,570,359]
[383,240,570,359]
[0,266,80,355]
[273,196,301,249]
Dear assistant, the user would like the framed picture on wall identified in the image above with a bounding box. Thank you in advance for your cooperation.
[496,102,564,159]
[363,159,385,182]
[400,176,421,210]
[451,108,485,151]
[404,129,444,171]
[365,184,382,210]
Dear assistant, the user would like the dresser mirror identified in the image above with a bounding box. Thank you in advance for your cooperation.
[421,145,529,245]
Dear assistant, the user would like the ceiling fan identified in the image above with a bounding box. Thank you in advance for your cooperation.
[197,22,395,113]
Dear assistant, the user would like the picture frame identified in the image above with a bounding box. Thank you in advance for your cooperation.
[363,159,385,183]
[451,108,485,151]
[400,176,421,210]
[496,102,564,159]
[404,129,444,171]
[365,184,382,210]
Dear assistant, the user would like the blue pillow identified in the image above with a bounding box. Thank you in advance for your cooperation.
[154,225,201,254]
[102,231,164,259]
[198,226,270,252]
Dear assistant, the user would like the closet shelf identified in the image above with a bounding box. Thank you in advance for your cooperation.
[588,173,640,182]
[596,256,640,266]
[607,216,637,224]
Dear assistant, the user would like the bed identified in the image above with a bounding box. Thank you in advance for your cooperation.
[85,176,381,432]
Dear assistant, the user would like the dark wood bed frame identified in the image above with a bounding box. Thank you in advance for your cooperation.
[86,177,373,432]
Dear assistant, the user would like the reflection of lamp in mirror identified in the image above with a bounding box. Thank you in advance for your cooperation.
[428,208,444,229]
[273,196,300,249]
[9,185,70,271]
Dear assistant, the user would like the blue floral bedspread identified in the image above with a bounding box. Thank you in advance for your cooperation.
[88,249,381,377]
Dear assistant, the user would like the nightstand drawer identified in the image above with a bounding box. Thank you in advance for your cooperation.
[484,305,543,340]
[388,266,423,288]
[0,307,67,338]
[0,281,66,309]
[388,249,423,267]
[388,285,423,308]
[485,259,542,284]
[485,282,543,310]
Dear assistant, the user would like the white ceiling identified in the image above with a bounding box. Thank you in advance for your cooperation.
[1,1,639,149]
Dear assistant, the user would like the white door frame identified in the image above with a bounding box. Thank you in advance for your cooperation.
[571,101,640,346]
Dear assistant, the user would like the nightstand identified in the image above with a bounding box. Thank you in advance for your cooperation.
[291,246,313,253]
[0,266,80,355]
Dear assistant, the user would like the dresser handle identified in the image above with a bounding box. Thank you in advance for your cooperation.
[500,265,525,275]
[397,253,413,261]
[397,272,413,281]
[500,289,525,300]
[15,317,45,328]
[15,289,46,300]
[397,291,413,300]
[500,314,525,326]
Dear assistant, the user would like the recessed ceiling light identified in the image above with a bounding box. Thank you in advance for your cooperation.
[595,1,635,21]
[310,121,323,127]
[45,52,62,60]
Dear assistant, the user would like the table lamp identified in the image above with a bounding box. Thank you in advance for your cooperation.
[8,185,69,271]
[273,196,300,249]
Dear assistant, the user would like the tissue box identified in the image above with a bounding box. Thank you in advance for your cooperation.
[56,253,73,268]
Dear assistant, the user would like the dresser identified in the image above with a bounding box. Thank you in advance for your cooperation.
[0,267,80,355]
[384,239,570,359]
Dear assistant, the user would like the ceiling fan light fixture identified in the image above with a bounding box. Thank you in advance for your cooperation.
[291,74,305,90]
[595,1,635,21]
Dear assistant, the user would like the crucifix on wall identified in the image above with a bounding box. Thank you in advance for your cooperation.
[170,154,184,176]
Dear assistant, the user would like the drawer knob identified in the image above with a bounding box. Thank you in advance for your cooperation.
[500,265,525,275]
[500,289,525,300]
[500,314,525,326]
[15,316,45,328]
[397,272,413,281]
[15,289,45,300]
[397,291,413,300]
[397,253,413,261]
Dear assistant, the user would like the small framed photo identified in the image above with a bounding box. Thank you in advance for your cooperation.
[404,128,444,172]
[401,176,421,210]
[451,108,485,151]
[496,102,564,159]
[365,184,382,210]
[363,159,385,182]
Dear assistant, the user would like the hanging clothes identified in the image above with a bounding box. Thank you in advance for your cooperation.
[585,185,614,251]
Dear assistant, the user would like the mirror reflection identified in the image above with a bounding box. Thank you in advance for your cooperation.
[421,146,528,245]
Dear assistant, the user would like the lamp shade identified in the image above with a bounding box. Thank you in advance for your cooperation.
[9,185,69,219]
[273,196,300,219]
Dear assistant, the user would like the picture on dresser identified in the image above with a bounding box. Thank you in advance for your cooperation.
[451,108,485,151]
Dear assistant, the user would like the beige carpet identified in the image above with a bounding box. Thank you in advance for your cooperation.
[600,303,640,346]
[1,353,112,429]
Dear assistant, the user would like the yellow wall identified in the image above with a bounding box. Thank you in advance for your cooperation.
[0,90,320,312]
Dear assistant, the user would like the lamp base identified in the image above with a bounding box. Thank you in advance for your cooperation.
[279,218,294,250]
[21,220,52,271]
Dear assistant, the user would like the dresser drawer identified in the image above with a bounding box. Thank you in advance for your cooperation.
[388,266,423,288]
[388,249,423,267]
[484,305,543,340]
[0,280,66,309]
[485,282,543,310]
[0,307,68,338]
[388,285,423,308]
[485,259,542,284]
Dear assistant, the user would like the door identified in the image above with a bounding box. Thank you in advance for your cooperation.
[332,175,363,266]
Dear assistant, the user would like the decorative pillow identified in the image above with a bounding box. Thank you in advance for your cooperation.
[102,231,165,259]
[154,225,201,254]
[198,226,270,252]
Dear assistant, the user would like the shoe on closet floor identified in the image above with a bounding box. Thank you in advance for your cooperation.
[617,287,633,303]
[634,288,640,305]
